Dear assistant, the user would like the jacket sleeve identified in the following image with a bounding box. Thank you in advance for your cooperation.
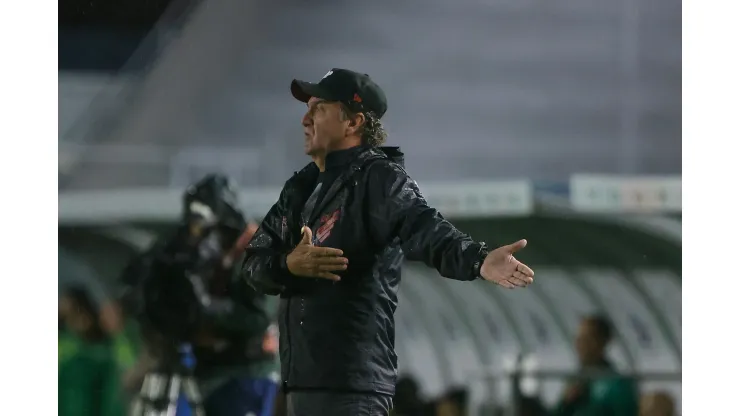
[240,187,296,295]
[366,161,486,281]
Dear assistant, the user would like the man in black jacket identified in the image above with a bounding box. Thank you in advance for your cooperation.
[242,68,535,416]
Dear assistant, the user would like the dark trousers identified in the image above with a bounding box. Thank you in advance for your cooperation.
[286,391,393,416]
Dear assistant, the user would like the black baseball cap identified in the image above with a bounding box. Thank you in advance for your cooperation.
[290,68,388,119]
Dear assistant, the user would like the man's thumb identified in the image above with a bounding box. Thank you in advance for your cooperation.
[506,239,528,253]
[300,226,313,245]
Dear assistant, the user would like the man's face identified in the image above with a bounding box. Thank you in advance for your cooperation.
[575,319,605,365]
[302,97,347,156]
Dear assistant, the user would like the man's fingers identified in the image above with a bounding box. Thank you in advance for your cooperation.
[317,263,348,272]
[516,262,535,277]
[300,226,313,245]
[315,256,349,266]
[310,246,345,257]
[316,272,341,281]
[508,276,529,287]
[506,239,528,254]
[496,280,515,289]
[512,271,533,285]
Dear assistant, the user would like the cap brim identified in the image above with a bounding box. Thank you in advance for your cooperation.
[290,79,334,103]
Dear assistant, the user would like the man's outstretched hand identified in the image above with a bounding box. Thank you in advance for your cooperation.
[480,239,534,288]
[286,226,348,281]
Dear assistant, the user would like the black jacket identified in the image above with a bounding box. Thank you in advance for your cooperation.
[241,146,488,395]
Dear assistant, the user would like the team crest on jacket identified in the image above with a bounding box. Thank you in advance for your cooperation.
[314,209,340,244]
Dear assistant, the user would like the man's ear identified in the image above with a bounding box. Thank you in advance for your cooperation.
[347,112,366,134]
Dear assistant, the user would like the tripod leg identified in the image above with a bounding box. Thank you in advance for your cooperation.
[132,373,170,416]
[165,375,182,416]
[182,376,206,416]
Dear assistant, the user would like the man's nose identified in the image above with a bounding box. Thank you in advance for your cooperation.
[302,112,312,126]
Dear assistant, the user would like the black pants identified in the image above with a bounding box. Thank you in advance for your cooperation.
[286,391,393,416]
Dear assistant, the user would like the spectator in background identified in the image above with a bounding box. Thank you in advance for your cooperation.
[435,388,467,416]
[98,298,144,398]
[552,315,638,416]
[59,286,126,416]
[639,391,676,416]
[392,376,428,416]
[59,247,143,410]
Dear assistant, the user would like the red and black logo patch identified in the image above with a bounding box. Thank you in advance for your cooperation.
[314,209,340,244]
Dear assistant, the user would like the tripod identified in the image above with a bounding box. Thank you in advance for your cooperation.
[131,343,206,416]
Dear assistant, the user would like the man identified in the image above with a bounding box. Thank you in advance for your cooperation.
[121,174,279,416]
[553,315,639,416]
[241,68,535,416]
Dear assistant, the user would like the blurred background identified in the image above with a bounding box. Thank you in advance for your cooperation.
[58,0,681,415]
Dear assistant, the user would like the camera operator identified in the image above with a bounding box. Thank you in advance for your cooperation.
[120,174,279,416]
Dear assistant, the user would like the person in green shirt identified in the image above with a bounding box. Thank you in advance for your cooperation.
[59,286,127,416]
[98,301,146,401]
[552,315,639,416]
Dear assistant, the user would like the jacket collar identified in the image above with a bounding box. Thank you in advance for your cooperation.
[290,146,404,184]
[287,146,403,224]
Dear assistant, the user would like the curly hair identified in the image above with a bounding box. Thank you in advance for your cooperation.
[339,104,387,147]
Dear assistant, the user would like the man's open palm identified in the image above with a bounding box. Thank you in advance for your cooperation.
[480,239,534,288]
